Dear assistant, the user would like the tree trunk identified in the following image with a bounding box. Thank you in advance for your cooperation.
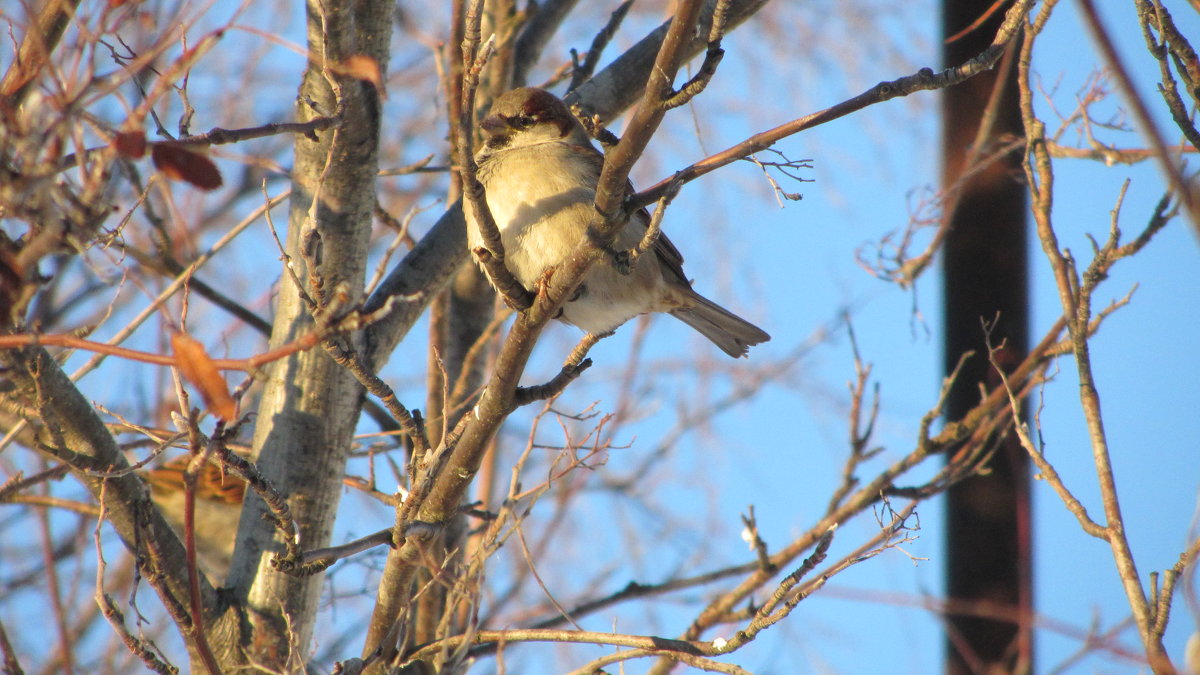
[215,0,394,668]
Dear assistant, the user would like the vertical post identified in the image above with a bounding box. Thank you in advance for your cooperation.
[941,1,1033,672]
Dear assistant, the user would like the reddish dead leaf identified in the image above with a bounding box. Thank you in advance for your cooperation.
[336,54,386,99]
[171,332,237,421]
[113,130,147,158]
[151,142,223,190]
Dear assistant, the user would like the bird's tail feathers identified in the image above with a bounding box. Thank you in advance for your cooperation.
[670,292,770,358]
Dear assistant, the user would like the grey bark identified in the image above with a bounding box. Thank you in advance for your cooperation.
[217,0,394,668]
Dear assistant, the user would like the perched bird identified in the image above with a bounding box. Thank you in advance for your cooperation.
[144,455,245,585]
[470,87,770,358]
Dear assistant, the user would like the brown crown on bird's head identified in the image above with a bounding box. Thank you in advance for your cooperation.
[480,87,579,145]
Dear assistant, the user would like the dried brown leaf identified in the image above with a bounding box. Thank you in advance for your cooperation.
[171,332,237,421]
[113,130,147,158]
[151,142,223,190]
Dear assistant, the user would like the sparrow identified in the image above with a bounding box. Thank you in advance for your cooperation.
[470,87,770,358]
[144,455,245,585]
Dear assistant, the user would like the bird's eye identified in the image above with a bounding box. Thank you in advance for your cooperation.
[510,114,536,129]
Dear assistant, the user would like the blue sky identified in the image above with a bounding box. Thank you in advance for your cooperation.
[665,2,1200,672]
[527,1,1200,672]
[2,1,1198,673]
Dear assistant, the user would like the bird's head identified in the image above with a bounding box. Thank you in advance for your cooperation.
[479,87,589,151]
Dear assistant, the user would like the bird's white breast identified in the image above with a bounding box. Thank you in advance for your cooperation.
[475,142,598,288]
[472,140,671,333]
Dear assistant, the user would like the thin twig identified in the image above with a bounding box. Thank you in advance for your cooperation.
[986,328,1104,538]
[297,528,395,570]
[1077,0,1200,237]
[567,0,634,93]
[1020,6,1175,668]
[661,0,731,109]
[93,491,178,674]
[612,184,678,274]
[629,0,1036,212]
[457,0,533,310]
[0,615,24,675]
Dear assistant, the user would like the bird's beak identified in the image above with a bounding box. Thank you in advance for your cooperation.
[480,114,509,136]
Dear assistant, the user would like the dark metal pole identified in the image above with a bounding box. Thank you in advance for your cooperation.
[941,1,1033,672]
